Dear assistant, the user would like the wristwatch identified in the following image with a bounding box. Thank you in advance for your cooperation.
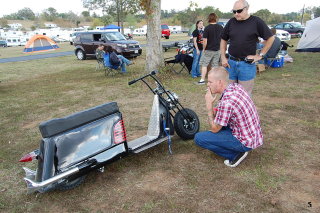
[259,53,265,59]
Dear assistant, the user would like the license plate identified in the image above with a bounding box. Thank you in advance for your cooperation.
[134,50,138,53]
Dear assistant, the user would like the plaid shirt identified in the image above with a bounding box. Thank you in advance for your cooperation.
[214,83,263,149]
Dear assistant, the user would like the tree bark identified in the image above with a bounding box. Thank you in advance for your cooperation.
[145,0,163,72]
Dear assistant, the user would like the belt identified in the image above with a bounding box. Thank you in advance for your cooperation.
[229,55,245,61]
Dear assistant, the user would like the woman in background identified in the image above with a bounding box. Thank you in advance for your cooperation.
[191,20,204,78]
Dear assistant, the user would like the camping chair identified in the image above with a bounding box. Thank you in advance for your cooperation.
[164,51,193,74]
[264,37,283,69]
[95,58,104,71]
[103,53,121,76]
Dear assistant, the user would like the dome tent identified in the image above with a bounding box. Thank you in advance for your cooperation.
[23,35,59,53]
[296,17,320,52]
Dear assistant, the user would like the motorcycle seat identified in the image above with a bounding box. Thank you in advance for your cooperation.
[39,102,119,138]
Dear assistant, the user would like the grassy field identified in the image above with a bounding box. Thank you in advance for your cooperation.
[0,37,319,212]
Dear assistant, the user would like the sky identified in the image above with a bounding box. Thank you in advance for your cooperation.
[0,0,319,17]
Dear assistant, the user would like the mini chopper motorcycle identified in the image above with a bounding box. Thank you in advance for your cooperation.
[20,71,200,193]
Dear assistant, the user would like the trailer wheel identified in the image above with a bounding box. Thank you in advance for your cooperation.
[56,175,86,191]
[174,108,199,140]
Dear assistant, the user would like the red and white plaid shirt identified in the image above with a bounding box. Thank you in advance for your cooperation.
[214,83,263,149]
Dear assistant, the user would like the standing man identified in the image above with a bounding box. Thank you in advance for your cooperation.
[198,13,223,85]
[194,67,263,167]
[220,0,274,95]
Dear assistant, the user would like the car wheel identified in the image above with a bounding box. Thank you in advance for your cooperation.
[76,49,86,60]
[165,36,170,39]
[297,31,303,38]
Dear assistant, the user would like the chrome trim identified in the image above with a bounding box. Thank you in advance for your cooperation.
[23,167,79,194]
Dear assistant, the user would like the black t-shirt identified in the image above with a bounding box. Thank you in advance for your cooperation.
[203,24,223,51]
[221,16,273,59]
[192,29,204,50]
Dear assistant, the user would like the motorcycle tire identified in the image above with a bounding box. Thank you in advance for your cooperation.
[56,175,86,191]
[174,108,200,140]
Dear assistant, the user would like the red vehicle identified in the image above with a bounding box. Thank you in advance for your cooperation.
[161,24,171,39]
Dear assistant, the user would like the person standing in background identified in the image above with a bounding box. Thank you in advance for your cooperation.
[198,13,223,85]
[220,0,274,96]
[191,20,204,78]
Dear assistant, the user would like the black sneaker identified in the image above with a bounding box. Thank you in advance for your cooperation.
[224,152,248,168]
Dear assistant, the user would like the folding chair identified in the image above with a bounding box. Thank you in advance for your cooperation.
[164,53,193,74]
[95,58,104,71]
[103,53,121,76]
[264,37,283,69]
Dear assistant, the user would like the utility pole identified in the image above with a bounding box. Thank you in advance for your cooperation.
[117,0,120,32]
[300,4,305,25]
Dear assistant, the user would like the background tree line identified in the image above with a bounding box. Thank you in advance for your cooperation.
[1,2,319,30]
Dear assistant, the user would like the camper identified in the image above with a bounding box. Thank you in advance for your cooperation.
[6,37,21,46]
[133,28,147,36]
[169,26,182,34]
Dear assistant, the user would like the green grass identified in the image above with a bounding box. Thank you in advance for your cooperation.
[0,37,319,212]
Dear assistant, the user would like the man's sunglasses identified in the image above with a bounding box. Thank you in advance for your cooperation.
[232,7,246,14]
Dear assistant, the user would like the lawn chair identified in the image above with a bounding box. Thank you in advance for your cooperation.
[264,37,283,69]
[164,44,193,74]
[103,53,121,76]
[95,58,104,71]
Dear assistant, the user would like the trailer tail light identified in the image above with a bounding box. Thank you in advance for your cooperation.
[19,150,39,162]
[113,119,127,144]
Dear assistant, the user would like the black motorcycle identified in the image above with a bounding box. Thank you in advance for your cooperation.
[20,71,200,193]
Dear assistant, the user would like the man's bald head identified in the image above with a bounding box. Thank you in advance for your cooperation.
[208,67,229,83]
[234,0,249,8]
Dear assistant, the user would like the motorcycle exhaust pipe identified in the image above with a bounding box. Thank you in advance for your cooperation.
[24,167,79,194]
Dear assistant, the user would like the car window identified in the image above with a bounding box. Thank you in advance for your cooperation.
[275,24,282,29]
[81,34,93,42]
[161,25,169,30]
[93,34,102,41]
[103,32,126,41]
[284,24,292,29]
[291,23,302,28]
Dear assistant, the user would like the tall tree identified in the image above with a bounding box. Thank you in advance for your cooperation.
[17,8,35,20]
[83,0,140,32]
[140,0,163,72]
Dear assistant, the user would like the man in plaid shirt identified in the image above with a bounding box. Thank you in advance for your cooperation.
[194,67,263,167]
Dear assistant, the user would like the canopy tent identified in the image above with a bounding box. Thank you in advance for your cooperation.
[100,24,121,30]
[23,35,59,53]
[296,17,320,52]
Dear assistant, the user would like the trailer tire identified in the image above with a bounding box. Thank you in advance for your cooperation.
[174,108,199,140]
[56,175,86,191]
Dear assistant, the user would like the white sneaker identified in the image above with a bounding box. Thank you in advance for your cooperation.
[224,152,248,168]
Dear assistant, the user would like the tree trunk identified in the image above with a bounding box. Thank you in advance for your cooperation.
[145,0,163,72]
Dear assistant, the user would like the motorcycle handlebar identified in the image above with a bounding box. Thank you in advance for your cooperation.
[128,70,157,85]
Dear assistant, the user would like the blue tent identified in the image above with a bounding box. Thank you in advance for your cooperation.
[101,24,121,30]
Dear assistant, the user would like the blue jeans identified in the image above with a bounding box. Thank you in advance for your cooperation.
[117,55,132,73]
[191,48,202,77]
[194,127,251,161]
[226,58,256,81]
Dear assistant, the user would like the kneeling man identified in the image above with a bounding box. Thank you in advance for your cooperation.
[194,67,263,167]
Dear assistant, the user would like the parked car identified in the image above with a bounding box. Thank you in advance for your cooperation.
[275,29,291,41]
[273,22,304,38]
[73,31,142,60]
[0,40,7,47]
[161,24,170,39]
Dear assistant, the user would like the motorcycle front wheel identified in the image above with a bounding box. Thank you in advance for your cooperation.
[174,108,200,140]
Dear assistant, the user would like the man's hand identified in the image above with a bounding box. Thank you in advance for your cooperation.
[246,54,262,63]
[205,89,217,112]
[221,57,230,68]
